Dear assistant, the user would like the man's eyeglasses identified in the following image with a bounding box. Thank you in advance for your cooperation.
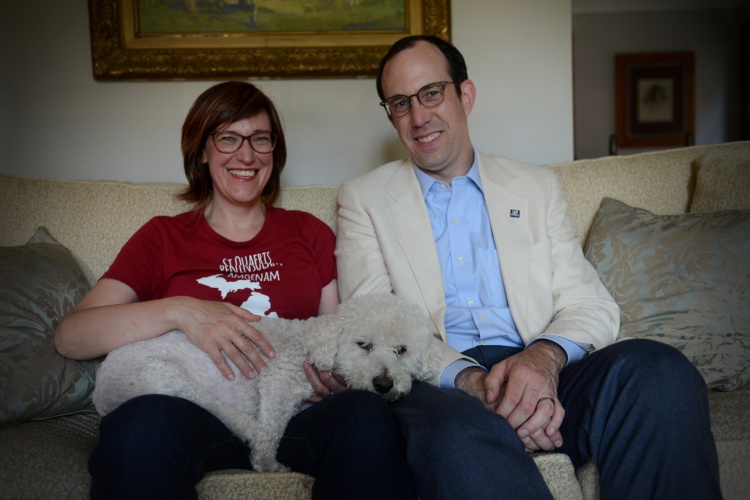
[380,81,455,119]
[210,131,276,154]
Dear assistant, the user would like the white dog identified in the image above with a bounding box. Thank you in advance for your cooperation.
[92,294,441,472]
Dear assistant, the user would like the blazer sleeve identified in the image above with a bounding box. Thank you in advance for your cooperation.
[533,165,620,351]
[335,177,395,301]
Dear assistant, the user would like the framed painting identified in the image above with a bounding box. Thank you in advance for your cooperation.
[88,0,451,80]
[615,52,695,148]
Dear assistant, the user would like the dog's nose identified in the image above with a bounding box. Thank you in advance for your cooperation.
[373,374,393,394]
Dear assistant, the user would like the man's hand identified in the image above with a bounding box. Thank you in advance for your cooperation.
[456,341,567,453]
[455,366,498,411]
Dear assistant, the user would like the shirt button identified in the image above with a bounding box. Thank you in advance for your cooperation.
[458,257,464,264]
[480,340,486,345]
[479,314,486,321]
[467,298,474,305]
[453,219,459,225]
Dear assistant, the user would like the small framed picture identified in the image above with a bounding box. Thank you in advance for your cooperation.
[615,52,695,148]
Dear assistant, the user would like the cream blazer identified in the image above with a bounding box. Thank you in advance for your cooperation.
[335,152,619,379]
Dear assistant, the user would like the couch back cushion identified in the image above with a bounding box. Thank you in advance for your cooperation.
[551,150,693,242]
[688,147,750,213]
[0,174,338,286]
[0,175,190,285]
[550,142,750,242]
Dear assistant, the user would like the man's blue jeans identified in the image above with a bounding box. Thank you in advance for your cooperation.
[454,339,722,499]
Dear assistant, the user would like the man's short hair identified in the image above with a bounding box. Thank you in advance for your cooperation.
[376,35,469,101]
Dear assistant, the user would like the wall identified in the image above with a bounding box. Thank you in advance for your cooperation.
[573,7,744,159]
[0,0,573,187]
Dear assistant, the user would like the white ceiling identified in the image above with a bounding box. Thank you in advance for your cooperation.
[572,0,748,14]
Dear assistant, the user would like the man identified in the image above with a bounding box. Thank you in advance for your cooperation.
[335,35,721,499]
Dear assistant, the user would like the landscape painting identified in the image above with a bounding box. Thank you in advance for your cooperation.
[89,0,450,79]
[137,0,406,34]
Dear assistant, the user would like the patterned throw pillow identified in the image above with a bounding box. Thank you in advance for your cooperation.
[0,227,99,423]
[584,198,750,390]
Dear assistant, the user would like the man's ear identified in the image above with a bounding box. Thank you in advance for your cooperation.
[459,79,476,117]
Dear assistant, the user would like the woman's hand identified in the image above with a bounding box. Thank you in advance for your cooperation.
[55,279,275,382]
[303,362,348,403]
[176,297,276,381]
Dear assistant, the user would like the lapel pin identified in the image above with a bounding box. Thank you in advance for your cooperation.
[510,209,521,218]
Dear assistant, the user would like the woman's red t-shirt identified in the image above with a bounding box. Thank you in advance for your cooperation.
[102,206,336,320]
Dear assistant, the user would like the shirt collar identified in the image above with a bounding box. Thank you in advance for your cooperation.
[413,149,483,199]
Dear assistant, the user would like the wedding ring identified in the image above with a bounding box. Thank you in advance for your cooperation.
[538,397,555,407]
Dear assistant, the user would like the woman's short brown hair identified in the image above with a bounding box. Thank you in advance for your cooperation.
[178,81,287,209]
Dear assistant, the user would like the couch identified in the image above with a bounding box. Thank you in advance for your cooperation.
[1,141,748,499]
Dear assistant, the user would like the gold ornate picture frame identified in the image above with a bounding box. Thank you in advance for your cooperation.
[88,0,451,80]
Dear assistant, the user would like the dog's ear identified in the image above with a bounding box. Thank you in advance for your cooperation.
[303,313,343,371]
[414,332,443,382]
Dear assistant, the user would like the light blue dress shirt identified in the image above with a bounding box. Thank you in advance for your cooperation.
[413,153,585,388]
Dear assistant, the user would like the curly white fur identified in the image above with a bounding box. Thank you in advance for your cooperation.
[92,294,441,472]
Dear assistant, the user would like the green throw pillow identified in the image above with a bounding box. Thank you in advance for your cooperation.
[0,227,99,423]
[584,198,750,390]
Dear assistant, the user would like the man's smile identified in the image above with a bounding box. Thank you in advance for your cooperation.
[416,131,441,144]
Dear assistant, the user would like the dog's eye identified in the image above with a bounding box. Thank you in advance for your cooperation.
[394,346,407,356]
[357,342,373,353]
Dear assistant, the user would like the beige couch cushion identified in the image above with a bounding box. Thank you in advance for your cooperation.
[0,175,189,286]
[0,174,338,287]
[709,387,750,499]
[689,151,750,213]
[0,412,99,498]
[549,142,750,242]
[550,149,694,241]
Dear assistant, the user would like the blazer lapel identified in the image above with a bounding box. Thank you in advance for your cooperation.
[384,162,448,339]
[478,154,532,336]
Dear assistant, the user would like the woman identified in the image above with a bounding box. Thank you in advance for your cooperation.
[55,82,416,499]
